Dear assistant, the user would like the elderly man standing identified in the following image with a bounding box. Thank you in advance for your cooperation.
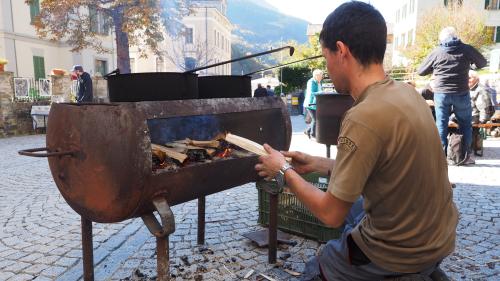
[256,2,456,279]
[418,27,486,164]
[303,69,323,138]
[72,65,93,103]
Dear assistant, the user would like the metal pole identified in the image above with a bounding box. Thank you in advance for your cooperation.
[326,144,331,158]
[197,196,206,245]
[81,217,94,281]
[268,193,278,264]
[156,236,170,281]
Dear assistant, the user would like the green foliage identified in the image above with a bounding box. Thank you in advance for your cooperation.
[277,66,311,94]
[402,2,493,68]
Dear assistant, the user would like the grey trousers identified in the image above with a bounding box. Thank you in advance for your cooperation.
[302,198,438,281]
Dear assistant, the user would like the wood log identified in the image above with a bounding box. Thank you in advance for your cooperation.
[188,139,220,148]
[225,133,267,156]
[151,144,188,163]
[225,133,291,161]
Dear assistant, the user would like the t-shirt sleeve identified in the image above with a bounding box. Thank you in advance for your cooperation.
[328,118,383,202]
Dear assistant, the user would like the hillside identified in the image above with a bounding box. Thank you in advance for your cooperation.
[228,0,310,74]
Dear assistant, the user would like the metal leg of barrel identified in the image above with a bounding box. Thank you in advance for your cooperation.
[198,196,206,245]
[81,217,94,281]
[156,236,170,281]
[268,192,278,264]
[142,197,176,281]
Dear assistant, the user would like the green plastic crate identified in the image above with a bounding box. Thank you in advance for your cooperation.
[257,173,343,243]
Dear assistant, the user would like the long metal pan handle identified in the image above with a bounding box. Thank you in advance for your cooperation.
[244,54,323,76]
[184,45,295,74]
[18,147,76,158]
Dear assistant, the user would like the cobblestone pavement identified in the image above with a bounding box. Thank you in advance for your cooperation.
[0,115,498,281]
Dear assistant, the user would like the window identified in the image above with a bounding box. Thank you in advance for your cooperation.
[395,9,400,23]
[410,0,415,13]
[130,58,136,73]
[29,0,40,24]
[156,57,165,72]
[89,6,110,35]
[402,4,407,20]
[485,0,500,9]
[408,29,414,46]
[444,0,463,7]
[185,57,196,71]
[495,26,500,43]
[185,28,193,44]
[95,59,108,76]
[33,56,45,80]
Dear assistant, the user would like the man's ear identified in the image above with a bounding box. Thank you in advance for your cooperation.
[336,41,349,60]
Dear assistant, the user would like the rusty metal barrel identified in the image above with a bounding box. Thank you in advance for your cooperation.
[31,98,291,223]
[315,93,354,145]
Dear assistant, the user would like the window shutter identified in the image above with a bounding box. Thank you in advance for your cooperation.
[89,6,98,33]
[33,56,45,81]
[30,0,40,24]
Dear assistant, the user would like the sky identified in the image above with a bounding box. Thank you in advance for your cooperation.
[264,0,396,24]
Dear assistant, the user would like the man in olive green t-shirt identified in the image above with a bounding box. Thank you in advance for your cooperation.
[255,2,458,280]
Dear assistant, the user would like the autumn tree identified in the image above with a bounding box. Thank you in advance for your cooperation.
[402,1,493,69]
[28,0,191,73]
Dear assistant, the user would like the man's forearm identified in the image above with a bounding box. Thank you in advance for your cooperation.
[311,156,335,175]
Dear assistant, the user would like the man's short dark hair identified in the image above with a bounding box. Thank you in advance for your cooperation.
[319,1,387,66]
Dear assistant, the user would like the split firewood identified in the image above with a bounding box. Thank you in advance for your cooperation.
[283,269,301,276]
[259,273,278,281]
[187,139,220,148]
[225,133,267,156]
[243,269,254,279]
[151,144,188,163]
[225,133,291,161]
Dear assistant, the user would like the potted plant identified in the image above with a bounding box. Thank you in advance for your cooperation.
[0,58,7,72]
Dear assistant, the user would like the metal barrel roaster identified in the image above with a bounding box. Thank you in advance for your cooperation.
[315,93,354,157]
[43,98,291,222]
[19,97,291,281]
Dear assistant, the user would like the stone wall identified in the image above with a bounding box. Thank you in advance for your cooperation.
[0,72,50,137]
[51,75,109,103]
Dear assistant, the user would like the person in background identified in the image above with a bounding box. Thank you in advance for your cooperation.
[266,85,275,96]
[469,71,495,124]
[304,69,323,138]
[256,2,456,280]
[418,26,486,164]
[254,83,268,97]
[72,65,93,103]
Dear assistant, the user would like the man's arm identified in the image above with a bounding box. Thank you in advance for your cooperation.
[257,146,351,227]
[417,51,435,76]
[467,45,487,69]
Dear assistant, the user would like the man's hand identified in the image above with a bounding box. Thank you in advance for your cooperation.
[255,144,286,179]
[281,151,316,175]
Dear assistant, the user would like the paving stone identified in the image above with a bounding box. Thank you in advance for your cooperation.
[1,125,500,280]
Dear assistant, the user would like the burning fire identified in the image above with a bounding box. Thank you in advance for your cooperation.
[217,148,232,158]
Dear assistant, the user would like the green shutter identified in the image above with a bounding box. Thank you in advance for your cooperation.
[89,6,98,33]
[33,56,45,80]
[30,0,40,23]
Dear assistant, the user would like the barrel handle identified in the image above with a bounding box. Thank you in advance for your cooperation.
[18,147,77,158]
[141,197,175,238]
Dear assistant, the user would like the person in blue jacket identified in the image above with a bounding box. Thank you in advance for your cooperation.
[303,69,323,138]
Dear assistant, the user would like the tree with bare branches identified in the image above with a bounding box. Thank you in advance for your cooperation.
[163,33,218,73]
[27,0,191,73]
